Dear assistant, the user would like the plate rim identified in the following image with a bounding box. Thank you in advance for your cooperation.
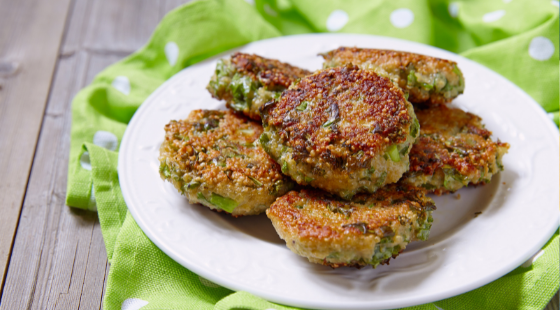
[118,33,560,310]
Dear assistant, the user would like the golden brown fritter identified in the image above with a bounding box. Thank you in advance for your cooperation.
[322,47,465,106]
[266,185,435,268]
[259,65,419,199]
[159,110,294,216]
[207,53,311,120]
[400,105,509,195]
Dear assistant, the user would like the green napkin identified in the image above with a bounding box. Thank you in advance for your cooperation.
[65,0,560,309]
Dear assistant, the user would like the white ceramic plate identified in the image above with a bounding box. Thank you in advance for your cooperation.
[119,34,560,310]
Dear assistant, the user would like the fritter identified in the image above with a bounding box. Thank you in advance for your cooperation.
[207,53,311,120]
[259,65,419,199]
[159,110,294,216]
[400,105,510,195]
[266,185,435,268]
[321,47,465,106]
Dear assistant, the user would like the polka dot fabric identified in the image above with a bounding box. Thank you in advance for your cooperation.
[529,36,555,61]
[64,0,559,309]
[326,10,348,31]
[390,8,415,28]
[255,0,558,124]
[121,298,149,310]
[104,212,233,310]
[164,42,179,66]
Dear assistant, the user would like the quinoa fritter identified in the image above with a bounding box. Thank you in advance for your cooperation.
[266,185,435,268]
[207,53,311,120]
[400,105,509,195]
[322,47,465,106]
[159,110,294,216]
[259,65,419,199]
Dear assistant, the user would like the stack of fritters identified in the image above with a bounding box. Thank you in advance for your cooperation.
[259,65,419,199]
[321,47,509,196]
[158,49,509,269]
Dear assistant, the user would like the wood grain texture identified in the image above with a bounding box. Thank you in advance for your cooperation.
[0,0,73,291]
[0,47,105,310]
[546,292,560,310]
[0,0,191,308]
[2,0,556,309]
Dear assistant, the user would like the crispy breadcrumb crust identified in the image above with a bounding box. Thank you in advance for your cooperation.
[400,105,510,195]
[207,53,311,120]
[322,47,465,106]
[260,65,418,198]
[266,185,435,268]
[159,110,294,216]
[230,53,311,90]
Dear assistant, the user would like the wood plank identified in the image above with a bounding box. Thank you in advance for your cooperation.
[0,49,118,310]
[0,0,73,293]
[161,0,193,17]
[1,0,558,309]
[546,291,559,310]
[77,222,109,310]
[0,48,100,310]
[100,258,111,310]
[83,0,166,53]
[1,0,192,308]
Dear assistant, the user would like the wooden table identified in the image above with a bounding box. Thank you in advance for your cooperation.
[0,0,557,309]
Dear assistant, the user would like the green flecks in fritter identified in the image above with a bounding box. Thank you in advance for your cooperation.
[399,144,409,156]
[371,243,395,268]
[453,65,465,89]
[259,133,271,153]
[442,166,469,190]
[496,159,504,171]
[322,119,336,128]
[421,183,437,190]
[296,101,308,111]
[185,181,201,190]
[229,73,257,111]
[198,192,238,213]
[197,192,212,206]
[386,145,400,162]
[410,117,420,138]
[281,161,289,174]
[415,212,433,241]
[247,175,263,187]
[407,69,417,86]
[160,164,171,178]
[269,179,293,196]
[421,82,434,90]
[322,102,340,128]
[376,172,387,187]
[434,73,447,91]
